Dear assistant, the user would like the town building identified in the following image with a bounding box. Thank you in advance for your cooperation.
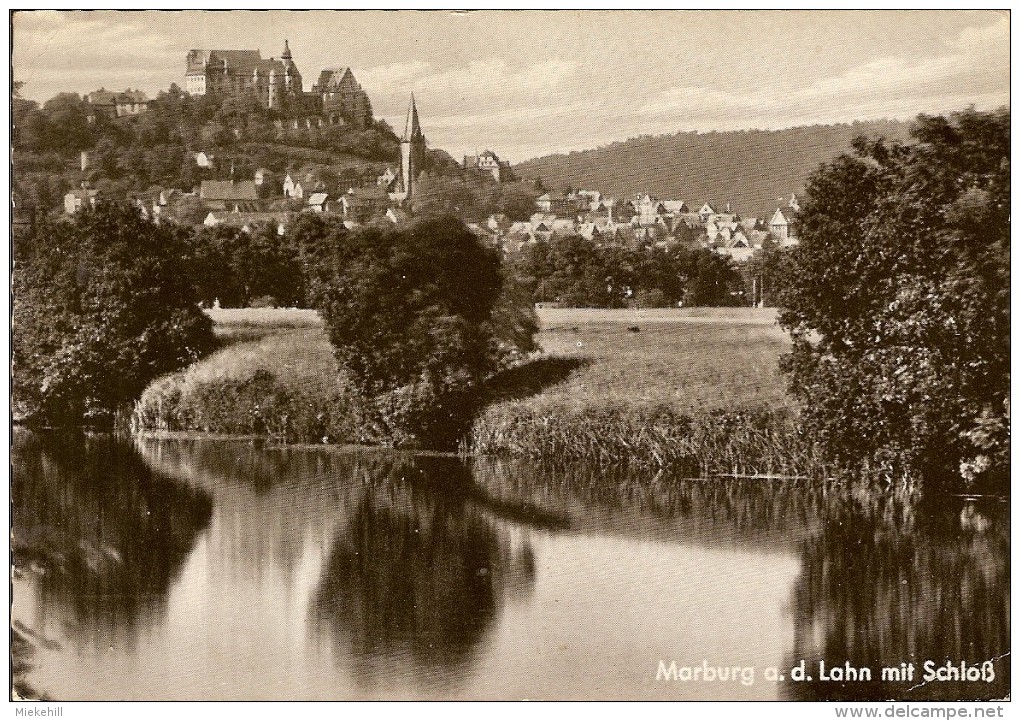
[282,174,304,200]
[462,150,514,182]
[769,206,799,243]
[199,179,259,212]
[389,94,425,204]
[312,67,373,128]
[64,187,100,214]
[86,88,150,118]
[193,151,216,169]
[203,210,289,236]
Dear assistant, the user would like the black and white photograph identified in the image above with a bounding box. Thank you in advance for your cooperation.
[9,8,1011,707]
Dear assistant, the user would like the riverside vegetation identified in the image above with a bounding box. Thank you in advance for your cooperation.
[134,306,833,478]
[13,109,1009,489]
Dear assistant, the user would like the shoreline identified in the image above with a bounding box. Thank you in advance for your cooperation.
[129,306,810,473]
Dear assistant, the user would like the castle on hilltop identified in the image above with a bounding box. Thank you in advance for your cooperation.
[185,41,372,128]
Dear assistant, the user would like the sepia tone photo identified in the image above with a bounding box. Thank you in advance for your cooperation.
[9,9,1010,704]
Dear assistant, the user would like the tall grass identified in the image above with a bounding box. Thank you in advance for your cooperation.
[471,404,832,478]
[136,307,819,473]
[468,311,825,475]
[133,328,360,443]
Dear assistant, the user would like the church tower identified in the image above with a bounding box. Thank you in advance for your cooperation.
[400,93,425,203]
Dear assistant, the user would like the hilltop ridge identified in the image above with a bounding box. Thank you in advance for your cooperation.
[515,120,912,217]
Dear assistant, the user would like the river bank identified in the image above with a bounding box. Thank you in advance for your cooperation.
[133,307,821,474]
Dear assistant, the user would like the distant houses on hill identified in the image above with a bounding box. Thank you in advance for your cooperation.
[57,39,801,261]
[485,190,801,261]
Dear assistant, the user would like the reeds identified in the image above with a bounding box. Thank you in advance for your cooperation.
[470,404,835,478]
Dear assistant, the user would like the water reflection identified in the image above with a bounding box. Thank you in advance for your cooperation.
[11,429,212,650]
[784,491,1010,701]
[311,458,535,692]
[10,433,1010,700]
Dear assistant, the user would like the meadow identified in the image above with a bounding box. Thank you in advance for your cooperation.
[135,306,820,475]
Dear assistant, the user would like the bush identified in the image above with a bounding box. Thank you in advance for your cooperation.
[249,295,279,309]
[13,202,215,426]
[312,215,529,449]
[779,109,1009,488]
[633,288,669,308]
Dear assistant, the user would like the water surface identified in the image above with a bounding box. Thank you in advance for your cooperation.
[11,431,1009,700]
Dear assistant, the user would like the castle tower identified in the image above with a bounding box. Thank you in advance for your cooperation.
[400,93,425,203]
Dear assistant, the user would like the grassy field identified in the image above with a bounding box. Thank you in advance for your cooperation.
[137,306,810,473]
[519,307,790,414]
[203,306,791,412]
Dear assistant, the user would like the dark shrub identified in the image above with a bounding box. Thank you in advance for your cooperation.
[13,202,215,426]
[312,215,529,449]
[779,109,1009,488]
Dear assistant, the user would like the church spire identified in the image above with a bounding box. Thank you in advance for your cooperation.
[399,93,424,205]
[402,93,423,142]
[282,39,292,60]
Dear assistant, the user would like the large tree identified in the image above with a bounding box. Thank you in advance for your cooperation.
[779,108,1009,487]
[311,215,514,448]
[13,202,216,426]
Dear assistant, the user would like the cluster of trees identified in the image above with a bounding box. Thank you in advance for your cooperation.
[188,224,305,309]
[13,203,536,450]
[311,216,531,448]
[780,108,1009,488]
[12,82,403,214]
[412,175,540,222]
[510,235,748,308]
[13,203,216,426]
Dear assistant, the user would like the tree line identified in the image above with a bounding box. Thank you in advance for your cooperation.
[12,82,403,214]
[12,108,1009,489]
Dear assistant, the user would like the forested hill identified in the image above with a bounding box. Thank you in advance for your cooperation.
[515,120,912,217]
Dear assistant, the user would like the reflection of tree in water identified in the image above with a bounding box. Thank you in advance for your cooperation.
[784,488,1010,701]
[12,430,213,649]
[138,438,380,579]
[311,456,535,692]
[471,456,828,548]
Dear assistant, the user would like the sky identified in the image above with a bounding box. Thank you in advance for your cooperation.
[11,9,1010,163]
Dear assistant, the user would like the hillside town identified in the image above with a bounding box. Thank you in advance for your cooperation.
[483,191,801,261]
[45,40,801,264]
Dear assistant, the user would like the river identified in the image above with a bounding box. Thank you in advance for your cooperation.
[10,430,1010,701]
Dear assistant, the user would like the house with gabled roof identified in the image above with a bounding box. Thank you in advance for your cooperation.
[307,192,331,213]
[550,218,579,237]
[254,168,272,186]
[199,179,259,211]
[343,185,389,222]
[312,66,373,128]
[463,149,514,182]
[283,174,304,199]
[377,167,397,188]
[660,200,688,214]
[64,187,101,214]
[697,202,717,222]
[193,151,216,169]
[203,210,289,236]
[769,206,799,243]
[86,88,150,118]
